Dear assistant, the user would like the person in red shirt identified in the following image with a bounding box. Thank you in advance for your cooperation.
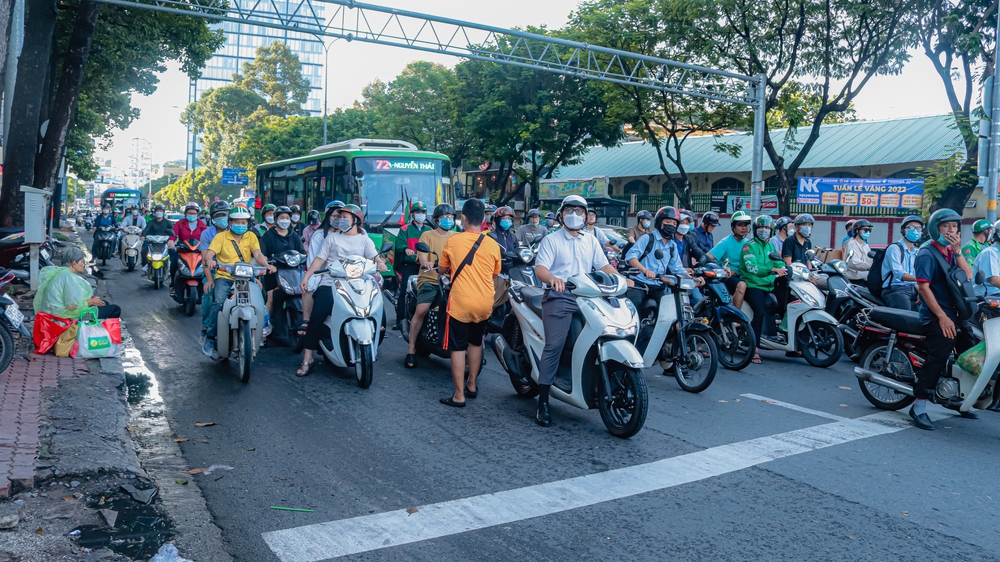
[169,203,207,295]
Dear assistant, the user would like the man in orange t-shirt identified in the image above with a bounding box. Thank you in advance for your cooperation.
[437,199,501,407]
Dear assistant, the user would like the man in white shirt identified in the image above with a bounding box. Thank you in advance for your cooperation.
[974,221,1000,297]
[533,195,619,428]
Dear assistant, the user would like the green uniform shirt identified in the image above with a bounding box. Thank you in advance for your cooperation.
[962,239,985,266]
[740,237,785,291]
[709,234,748,276]
[394,222,431,264]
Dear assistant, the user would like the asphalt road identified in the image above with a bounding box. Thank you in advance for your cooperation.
[85,230,1000,561]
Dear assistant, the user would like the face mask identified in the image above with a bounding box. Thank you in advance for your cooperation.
[155,212,164,219]
[545,219,554,228]
[500,218,513,230]
[660,223,677,238]
[291,214,300,222]
[186,214,197,223]
[937,234,950,246]
[231,224,248,235]
[860,231,870,241]
[642,220,651,229]
[563,213,585,230]
[439,217,454,230]
[131,210,138,216]
[103,210,110,215]
[214,217,228,229]
[413,213,426,224]
[787,225,795,235]
[264,215,275,224]
[277,219,291,229]
[905,229,921,243]
[756,228,771,240]
[529,220,539,227]
[333,218,353,231]
[677,224,690,236]
[485,215,493,223]
[799,225,812,238]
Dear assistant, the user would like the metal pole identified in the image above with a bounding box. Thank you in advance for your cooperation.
[750,73,766,216]
[989,6,1000,222]
[323,40,329,145]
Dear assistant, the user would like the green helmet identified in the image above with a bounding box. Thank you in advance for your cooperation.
[973,219,992,234]
[927,208,962,239]
[731,211,751,223]
[409,200,427,214]
[752,215,774,241]
[261,203,276,214]
[229,203,252,220]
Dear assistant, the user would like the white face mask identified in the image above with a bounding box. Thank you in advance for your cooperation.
[291,214,300,222]
[563,213,585,230]
[787,225,795,235]
[413,213,426,224]
[264,215,275,224]
[677,224,690,235]
[277,219,291,229]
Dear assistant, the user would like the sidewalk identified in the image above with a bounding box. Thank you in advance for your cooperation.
[0,354,89,498]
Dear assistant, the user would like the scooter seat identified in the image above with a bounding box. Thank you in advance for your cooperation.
[868,306,923,335]
[520,286,545,318]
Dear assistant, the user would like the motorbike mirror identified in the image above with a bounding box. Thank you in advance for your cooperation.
[414,242,430,253]
[380,242,394,254]
[976,270,987,285]
[867,250,877,259]
[768,251,781,261]
[696,254,709,267]
[654,250,665,260]
[805,249,816,260]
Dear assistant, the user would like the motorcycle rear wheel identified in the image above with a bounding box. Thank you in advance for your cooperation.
[0,323,14,375]
[715,317,754,371]
[238,322,252,383]
[184,288,196,316]
[355,341,374,389]
[858,344,915,410]
[675,332,718,393]
[798,320,843,367]
[598,363,648,438]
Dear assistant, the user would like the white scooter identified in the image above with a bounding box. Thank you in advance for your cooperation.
[316,253,387,389]
[119,226,142,272]
[491,271,648,438]
[740,251,843,367]
[215,262,268,382]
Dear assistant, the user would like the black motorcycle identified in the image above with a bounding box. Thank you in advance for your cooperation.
[400,241,451,360]
[691,264,755,371]
[269,250,306,348]
[94,225,116,265]
[488,243,542,335]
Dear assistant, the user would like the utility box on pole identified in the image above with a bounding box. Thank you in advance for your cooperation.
[21,185,51,289]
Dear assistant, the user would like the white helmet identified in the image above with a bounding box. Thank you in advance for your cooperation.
[559,195,588,213]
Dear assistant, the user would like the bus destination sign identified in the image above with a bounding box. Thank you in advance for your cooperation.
[373,159,437,172]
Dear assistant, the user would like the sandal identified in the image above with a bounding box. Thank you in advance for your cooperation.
[785,351,803,358]
[404,353,417,369]
[751,353,762,364]
[465,386,478,399]
[296,361,314,377]
[439,397,466,408]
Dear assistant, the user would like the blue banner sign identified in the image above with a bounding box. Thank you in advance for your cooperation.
[796,177,924,208]
[222,168,249,186]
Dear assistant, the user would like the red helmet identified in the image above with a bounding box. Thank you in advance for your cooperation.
[654,206,681,230]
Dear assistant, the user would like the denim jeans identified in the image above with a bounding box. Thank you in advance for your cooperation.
[206,279,235,340]
[201,291,214,332]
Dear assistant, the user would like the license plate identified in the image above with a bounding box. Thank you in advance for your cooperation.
[4,304,23,328]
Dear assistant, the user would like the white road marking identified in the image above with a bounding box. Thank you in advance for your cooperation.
[740,393,850,421]
[262,411,913,562]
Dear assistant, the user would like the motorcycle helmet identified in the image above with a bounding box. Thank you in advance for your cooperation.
[183,202,200,214]
[229,203,252,220]
[494,205,514,222]
[209,201,231,217]
[409,200,428,214]
[992,220,1000,244]
[289,204,302,214]
[545,212,557,220]
[793,213,815,226]
[752,214,774,242]
[774,216,793,233]
[342,204,365,227]
[307,209,321,225]
[973,218,992,235]
[852,219,873,234]
[485,204,498,214]
[700,211,720,227]
[526,209,541,219]
[559,195,588,214]
[637,210,653,221]
[154,204,165,211]
[326,199,345,211]
[274,205,292,219]
[731,210,751,224]
[927,208,962,238]
[433,203,455,219]
[899,215,923,233]
[654,206,681,230]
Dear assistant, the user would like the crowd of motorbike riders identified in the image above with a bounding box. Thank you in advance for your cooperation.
[86,193,1000,432]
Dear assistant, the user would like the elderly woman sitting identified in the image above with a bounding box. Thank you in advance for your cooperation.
[34,248,121,319]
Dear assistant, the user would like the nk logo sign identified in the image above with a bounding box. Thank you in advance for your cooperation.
[796,177,923,209]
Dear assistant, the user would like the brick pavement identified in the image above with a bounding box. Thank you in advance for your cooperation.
[0,354,88,497]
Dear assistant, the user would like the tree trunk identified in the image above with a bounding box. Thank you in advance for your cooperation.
[35,0,99,192]
[0,0,57,227]
[0,0,16,107]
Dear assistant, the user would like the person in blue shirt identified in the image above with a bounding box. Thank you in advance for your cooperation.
[840,220,856,251]
[625,206,689,313]
[198,201,230,343]
[91,204,118,259]
[880,215,922,311]
[693,211,718,251]
[973,220,1000,297]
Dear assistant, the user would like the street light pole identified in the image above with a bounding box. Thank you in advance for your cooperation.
[313,36,339,146]
[988,6,1000,222]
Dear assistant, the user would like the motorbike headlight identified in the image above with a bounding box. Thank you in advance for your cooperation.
[679,278,697,291]
[151,253,164,261]
[343,260,364,279]
[519,248,534,263]
[178,261,191,275]
[285,254,301,267]
[279,276,294,293]
[603,325,637,338]
[798,291,819,307]
[235,264,254,278]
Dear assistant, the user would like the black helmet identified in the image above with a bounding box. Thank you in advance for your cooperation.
[433,203,455,219]
[853,219,873,233]
[154,204,165,211]
[274,205,292,219]
[527,209,541,219]
[794,213,815,225]
[289,204,302,214]
[654,206,681,230]
[774,216,793,232]
[307,209,321,224]
[700,211,719,226]
[900,215,923,233]
[637,210,653,221]
[209,201,230,217]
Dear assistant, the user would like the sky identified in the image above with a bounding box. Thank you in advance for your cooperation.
[96,0,966,173]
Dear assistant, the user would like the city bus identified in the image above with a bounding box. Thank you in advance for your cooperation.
[100,188,146,214]
[255,139,453,281]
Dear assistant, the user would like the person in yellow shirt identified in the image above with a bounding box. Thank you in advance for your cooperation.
[202,203,275,358]
[404,203,457,369]
[437,199,501,407]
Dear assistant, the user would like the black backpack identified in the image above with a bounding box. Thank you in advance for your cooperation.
[866,242,900,298]
[621,232,674,266]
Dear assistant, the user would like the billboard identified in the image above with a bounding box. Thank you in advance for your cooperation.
[725,194,777,214]
[539,177,610,200]
[222,168,249,186]
[796,177,924,208]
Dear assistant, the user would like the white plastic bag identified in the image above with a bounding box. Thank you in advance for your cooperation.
[75,313,122,359]
[149,544,193,562]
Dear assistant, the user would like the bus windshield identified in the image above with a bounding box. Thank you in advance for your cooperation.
[354,157,442,223]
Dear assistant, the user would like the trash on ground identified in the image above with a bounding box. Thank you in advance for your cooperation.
[194,422,215,427]
[269,506,313,512]
[406,506,419,515]
[173,438,189,443]
[187,468,207,475]
[69,529,81,536]
[99,509,118,527]
[149,544,193,562]
[0,513,19,529]
[120,483,157,504]
[175,480,188,485]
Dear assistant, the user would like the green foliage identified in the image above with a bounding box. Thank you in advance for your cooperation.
[232,41,311,117]
[916,152,966,215]
[235,115,323,176]
[154,167,241,208]
[183,85,268,173]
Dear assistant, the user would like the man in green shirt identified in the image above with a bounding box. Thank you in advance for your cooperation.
[393,201,431,330]
[740,215,787,363]
[962,219,991,266]
[707,210,751,310]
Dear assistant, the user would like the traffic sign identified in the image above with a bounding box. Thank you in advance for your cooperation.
[222,168,248,186]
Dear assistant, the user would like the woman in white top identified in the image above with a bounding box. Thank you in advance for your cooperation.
[845,219,874,282]
[296,204,385,376]
[298,203,343,342]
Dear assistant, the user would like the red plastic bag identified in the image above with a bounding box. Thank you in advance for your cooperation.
[102,318,122,345]
[33,312,75,355]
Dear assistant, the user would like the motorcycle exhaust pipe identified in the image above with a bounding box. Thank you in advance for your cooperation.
[840,324,858,340]
[489,334,511,372]
[854,367,914,397]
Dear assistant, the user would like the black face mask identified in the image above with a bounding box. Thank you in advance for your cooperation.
[660,223,677,238]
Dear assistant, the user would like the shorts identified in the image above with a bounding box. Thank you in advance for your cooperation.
[416,282,438,305]
[447,316,488,352]
[723,275,743,294]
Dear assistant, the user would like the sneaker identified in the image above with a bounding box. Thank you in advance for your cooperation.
[199,330,206,345]
[263,313,272,338]
[141,265,148,275]
[202,338,216,358]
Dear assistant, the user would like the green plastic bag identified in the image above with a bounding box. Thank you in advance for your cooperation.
[957,342,987,377]
[33,266,93,320]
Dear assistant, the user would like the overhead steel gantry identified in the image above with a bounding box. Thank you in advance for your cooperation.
[94,0,769,212]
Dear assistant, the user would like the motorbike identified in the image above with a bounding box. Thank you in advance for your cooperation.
[0,269,29,374]
[119,226,142,272]
[853,296,998,413]
[315,244,392,389]
[491,271,649,438]
[632,251,719,392]
[214,261,269,382]
[488,243,542,335]
[171,238,204,316]
[93,225,116,265]
[269,250,306,349]
[84,216,93,231]
[145,235,170,290]
[400,243,449,360]
[0,229,54,270]
[691,263,755,371]
[740,251,844,367]
[818,256,881,361]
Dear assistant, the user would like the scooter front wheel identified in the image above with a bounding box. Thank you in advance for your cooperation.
[598,363,648,438]
[798,320,843,368]
[184,288,197,316]
[126,255,136,272]
[238,321,252,383]
[858,344,914,410]
[355,341,374,389]
[715,317,754,371]
[675,331,719,393]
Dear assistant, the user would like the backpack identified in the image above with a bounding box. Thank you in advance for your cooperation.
[928,246,977,322]
[621,232,675,266]
[866,241,901,298]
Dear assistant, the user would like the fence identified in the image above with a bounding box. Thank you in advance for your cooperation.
[623,192,913,218]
